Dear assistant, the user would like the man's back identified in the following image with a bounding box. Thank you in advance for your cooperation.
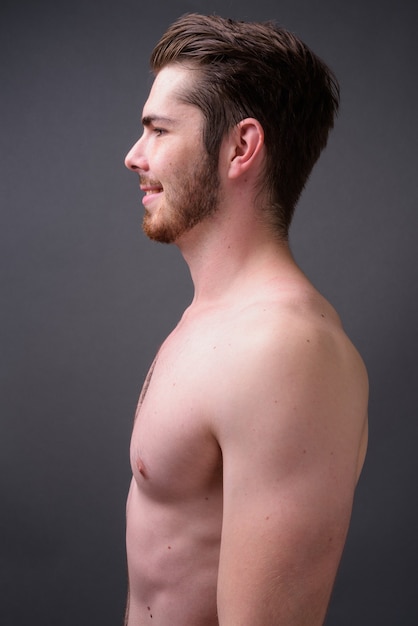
[126,267,368,625]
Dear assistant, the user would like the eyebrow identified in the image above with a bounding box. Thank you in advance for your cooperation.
[141,115,176,127]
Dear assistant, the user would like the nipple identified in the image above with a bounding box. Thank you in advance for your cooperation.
[136,457,147,478]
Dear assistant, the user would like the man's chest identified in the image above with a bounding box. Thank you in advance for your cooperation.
[130,336,224,500]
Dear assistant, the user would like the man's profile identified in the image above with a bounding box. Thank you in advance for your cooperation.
[123,13,368,625]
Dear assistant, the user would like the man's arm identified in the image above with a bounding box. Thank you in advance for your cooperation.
[214,318,368,625]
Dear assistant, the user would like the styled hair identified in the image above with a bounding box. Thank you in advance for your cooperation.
[150,13,340,238]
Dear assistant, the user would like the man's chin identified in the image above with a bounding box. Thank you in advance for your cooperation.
[142,217,180,244]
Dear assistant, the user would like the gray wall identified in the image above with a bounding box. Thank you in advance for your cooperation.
[1,0,417,623]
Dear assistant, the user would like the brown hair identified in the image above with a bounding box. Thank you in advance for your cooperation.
[150,13,340,238]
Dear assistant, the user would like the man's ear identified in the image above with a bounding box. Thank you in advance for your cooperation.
[227,118,265,180]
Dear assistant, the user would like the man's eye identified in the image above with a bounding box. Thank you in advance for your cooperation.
[154,128,165,136]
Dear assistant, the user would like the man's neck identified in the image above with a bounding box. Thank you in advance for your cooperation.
[175,212,298,308]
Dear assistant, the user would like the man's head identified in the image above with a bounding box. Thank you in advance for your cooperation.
[150,13,340,239]
[125,65,222,244]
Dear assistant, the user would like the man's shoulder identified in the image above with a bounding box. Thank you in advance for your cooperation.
[179,281,354,370]
[228,282,345,352]
[207,282,367,412]
[170,278,366,399]
[209,284,368,469]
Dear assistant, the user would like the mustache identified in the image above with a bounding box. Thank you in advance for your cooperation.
[140,176,162,187]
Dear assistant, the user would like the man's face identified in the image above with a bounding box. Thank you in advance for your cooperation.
[125,65,220,244]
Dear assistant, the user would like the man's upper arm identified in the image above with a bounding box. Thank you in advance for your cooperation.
[214,321,368,625]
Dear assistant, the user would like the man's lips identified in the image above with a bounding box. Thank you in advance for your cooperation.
[140,185,163,195]
[140,183,163,207]
[139,176,163,192]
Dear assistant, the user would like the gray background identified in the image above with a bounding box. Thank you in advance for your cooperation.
[1,0,417,623]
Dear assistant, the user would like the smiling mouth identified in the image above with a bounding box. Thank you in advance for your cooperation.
[144,188,163,195]
[140,177,163,195]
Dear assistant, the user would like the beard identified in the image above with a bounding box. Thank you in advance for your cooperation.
[141,152,220,244]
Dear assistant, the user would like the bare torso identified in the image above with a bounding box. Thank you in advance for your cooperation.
[125,277,368,625]
[126,307,229,625]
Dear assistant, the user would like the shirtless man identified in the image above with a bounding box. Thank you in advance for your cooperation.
[123,13,368,625]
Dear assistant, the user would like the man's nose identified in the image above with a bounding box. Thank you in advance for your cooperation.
[124,138,148,171]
